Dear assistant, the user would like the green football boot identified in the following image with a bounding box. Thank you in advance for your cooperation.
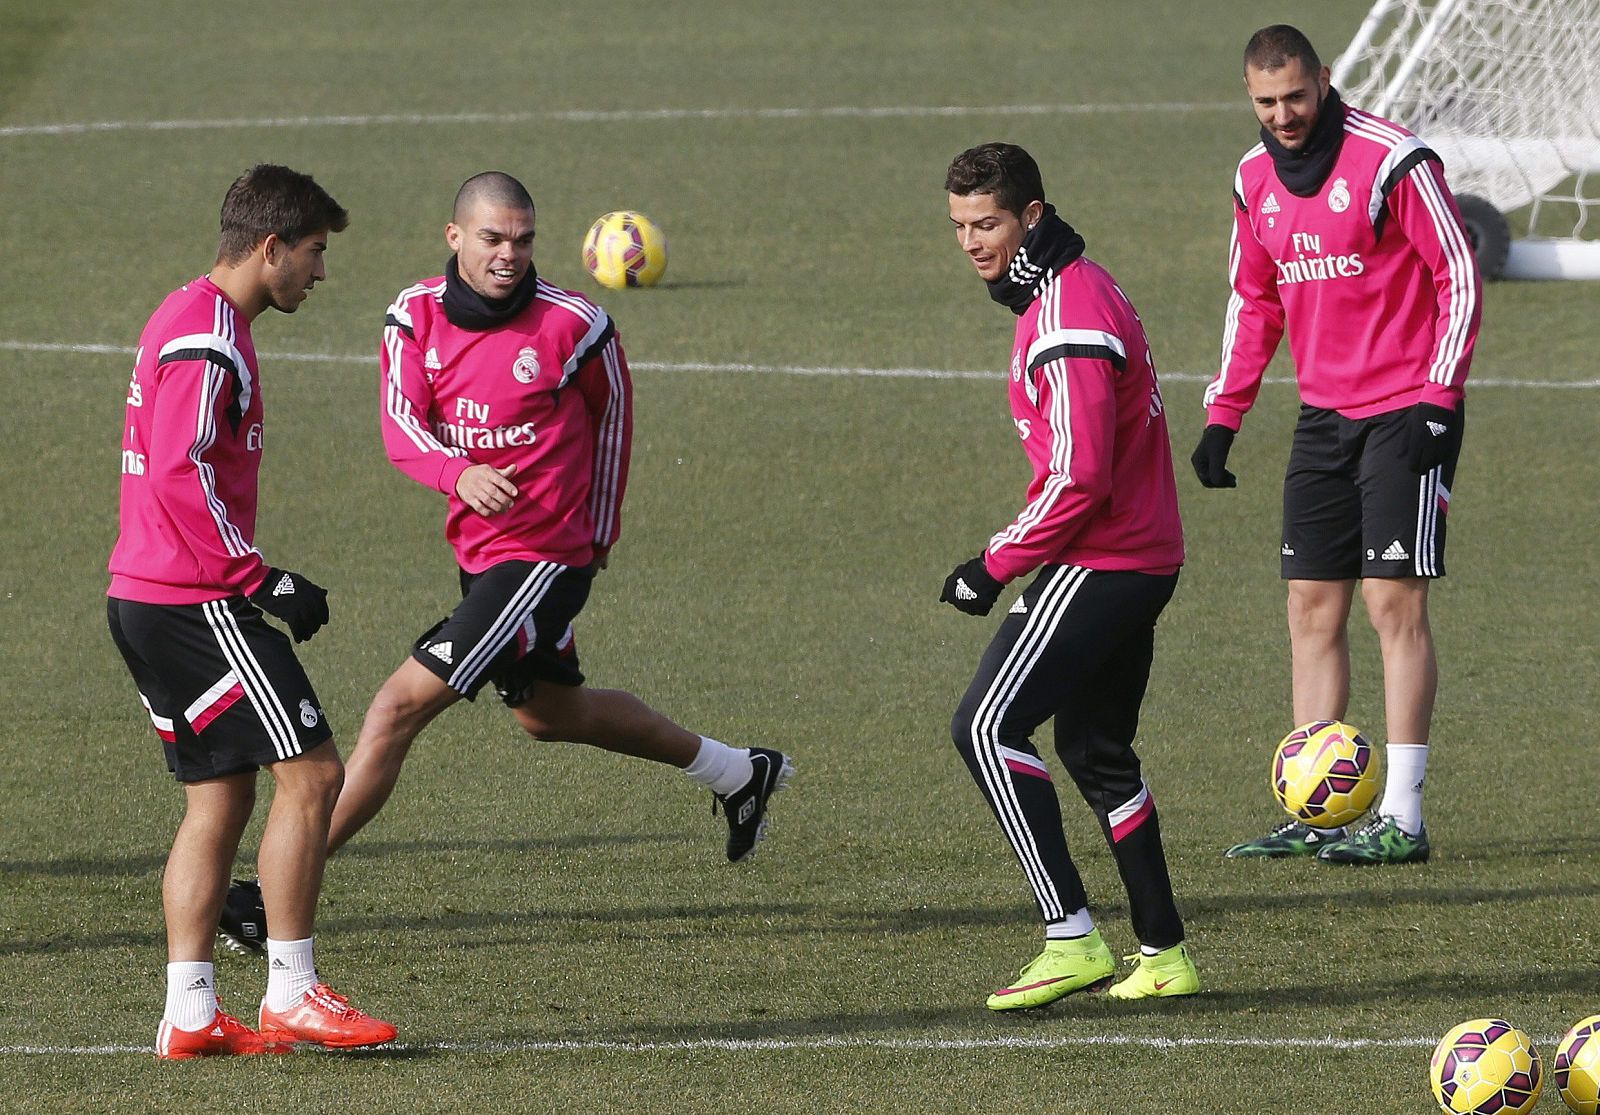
[986,930,1116,1011]
[1223,819,1349,859]
[1107,943,1200,1000]
[1316,815,1430,864]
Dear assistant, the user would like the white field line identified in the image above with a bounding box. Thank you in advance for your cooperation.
[0,1031,1469,1057]
[2,340,1597,390]
[0,102,1237,139]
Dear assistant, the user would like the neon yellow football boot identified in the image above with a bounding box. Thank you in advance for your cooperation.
[1106,942,1200,1000]
[986,930,1116,1011]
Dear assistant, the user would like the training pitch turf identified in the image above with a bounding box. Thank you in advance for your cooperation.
[1,2,1597,1112]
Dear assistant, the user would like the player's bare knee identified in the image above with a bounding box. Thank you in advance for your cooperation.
[515,706,576,743]
[1288,592,1346,640]
[1361,580,1430,640]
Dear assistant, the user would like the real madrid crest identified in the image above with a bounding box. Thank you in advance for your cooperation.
[1328,177,1351,214]
[512,346,540,385]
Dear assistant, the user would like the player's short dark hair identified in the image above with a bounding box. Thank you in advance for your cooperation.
[216,165,347,265]
[944,143,1046,218]
[453,171,536,222]
[1244,24,1322,75]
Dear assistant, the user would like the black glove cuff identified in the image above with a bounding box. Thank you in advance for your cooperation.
[249,567,287,603]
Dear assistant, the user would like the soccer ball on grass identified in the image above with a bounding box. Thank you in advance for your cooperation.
[1271,719,1377,829]
[582,210,668,289]
[1555,1015,1600,1114]
[1429,1018,1543,1115]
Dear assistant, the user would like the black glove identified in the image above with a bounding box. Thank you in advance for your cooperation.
[1405,402,1457,473]
[249,567,329,642]
[1190,424,1238,488]
[940,556,1004,617]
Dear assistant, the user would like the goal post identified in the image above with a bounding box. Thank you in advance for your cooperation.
[1332,0,1600,279]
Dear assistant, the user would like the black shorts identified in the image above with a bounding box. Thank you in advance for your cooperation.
[411,560,590,706]
[1281,403,1462,580]
[107,596,333,783]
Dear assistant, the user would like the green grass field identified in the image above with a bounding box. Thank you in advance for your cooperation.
[2,2,1598,1112]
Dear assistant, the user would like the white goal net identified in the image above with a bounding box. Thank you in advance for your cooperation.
[1332,0,1600,278]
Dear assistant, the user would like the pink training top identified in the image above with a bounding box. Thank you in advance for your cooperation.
[1205,103,1481,430]
[108,275,270,604]
[381,275,631,572]
[983,257,1185,585]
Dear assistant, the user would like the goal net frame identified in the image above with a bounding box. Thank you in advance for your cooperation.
[1331,0,1600,279]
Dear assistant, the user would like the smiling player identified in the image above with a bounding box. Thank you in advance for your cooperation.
[1195,26,1482,866]
[219,172,792,949]
[942,143,1197,1010]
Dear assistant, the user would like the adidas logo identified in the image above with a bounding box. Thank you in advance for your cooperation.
[424,347,442,371]
[187,977,211,991]
[1009,597,1028,615]
[1008,246,1043,283]
[1381,540,1410,561]
[1261,192,1281,214]
[426,641,454,665]
[1426,420,1447,438]
[954,579,978,602]
[1281,543,1295,556]
[271,958,289,969]
[272,573,295,597]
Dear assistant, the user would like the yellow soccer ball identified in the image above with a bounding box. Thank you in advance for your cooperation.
[582,210,668,290]
[1271,720,1378,829]
[1555,1015,1600,1115]
[1429,1018,1543,1115]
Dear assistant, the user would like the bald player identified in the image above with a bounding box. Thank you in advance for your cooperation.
[218,172,791,947]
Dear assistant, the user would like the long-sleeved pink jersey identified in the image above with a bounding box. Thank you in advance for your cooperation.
[983,258,1185,585]
[381,275,630,572]
[108,276,269,604]
[1205,104,1481,430]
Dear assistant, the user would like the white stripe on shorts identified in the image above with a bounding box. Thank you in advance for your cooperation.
[183,669,241,727]
[1413,469,1446,577]
[201,600,301,761]
[448,562,565,693]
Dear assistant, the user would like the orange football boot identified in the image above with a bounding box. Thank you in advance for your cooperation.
[257,983,397,1049]
[156,1007,286,1060]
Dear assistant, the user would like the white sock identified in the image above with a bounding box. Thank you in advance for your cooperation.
[1379,743,1429,835]
[682,737,753,796]
[1045,908,1095,940]
[264,936,317,1012]
[164,961,217,1031]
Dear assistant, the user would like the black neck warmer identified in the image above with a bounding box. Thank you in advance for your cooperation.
[985,204,1088,315]
[441,255,539,331]
[1261,86,1347,198]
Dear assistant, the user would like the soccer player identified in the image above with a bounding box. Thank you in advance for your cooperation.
[1194,25,1480,865]
[107,165,396,1058]
[217,172,792,948]
[942,143,1197,1010]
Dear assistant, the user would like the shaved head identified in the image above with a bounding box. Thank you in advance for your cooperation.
[452,171,535,223]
